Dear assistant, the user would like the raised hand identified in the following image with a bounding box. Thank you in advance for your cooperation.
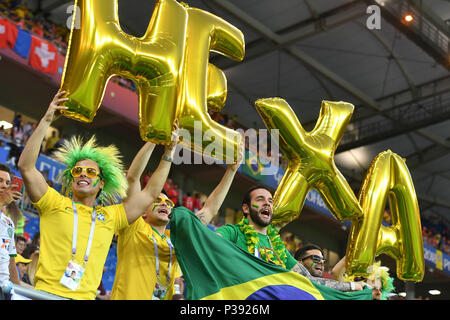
[228,132,244,171]
[9,185,22,202]
[43,90,69,123]
[164,120,180,160]
[0,186,16,207]
[169,120,180,149]
[18,90,69,203]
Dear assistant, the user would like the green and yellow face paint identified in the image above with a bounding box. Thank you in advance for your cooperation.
[151,197,175,212]
[93,177,101,187]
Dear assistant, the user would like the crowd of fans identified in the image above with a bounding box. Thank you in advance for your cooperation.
[2,112,449,255]
[0,111,289,296]
[1,116,448,301]
[0,114,66,171]
[0,3,447,300]
[384,209,449,255]
[1,110,449,282]
[422,216,449,255]
[1,1,142,92]
[11,233,39,287]
[0,0,69,54]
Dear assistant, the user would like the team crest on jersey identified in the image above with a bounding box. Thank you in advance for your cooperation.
[96,212,106,223]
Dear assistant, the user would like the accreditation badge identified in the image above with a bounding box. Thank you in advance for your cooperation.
[152,282,168,300]
[59,261,85,291]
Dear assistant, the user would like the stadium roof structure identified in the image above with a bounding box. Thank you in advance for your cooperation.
[2,0,450,299]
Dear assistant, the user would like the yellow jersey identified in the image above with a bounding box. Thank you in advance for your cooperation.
[32,187,128,300]
[111,217,180,300]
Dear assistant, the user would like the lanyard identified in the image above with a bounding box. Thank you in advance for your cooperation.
[152,234,173,285]
[254,235,273,259]
[71,201,96,266]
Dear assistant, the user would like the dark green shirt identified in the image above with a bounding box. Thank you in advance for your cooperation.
[215,223,298,270]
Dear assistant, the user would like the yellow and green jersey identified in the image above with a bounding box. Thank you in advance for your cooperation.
[32,187,128,300]
[111,216,180,300]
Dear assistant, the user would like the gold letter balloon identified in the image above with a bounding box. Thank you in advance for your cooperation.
[346,151,424,281]
[254,98,362,225]
[61,0,244,162]
[255,98,424,281]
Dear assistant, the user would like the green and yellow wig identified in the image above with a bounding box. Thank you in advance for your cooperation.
[53,135,128,203]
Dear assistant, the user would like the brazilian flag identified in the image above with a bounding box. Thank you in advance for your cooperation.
[170,207,373,300]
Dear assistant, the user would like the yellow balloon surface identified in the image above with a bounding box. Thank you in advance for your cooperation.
[346,151,424,281]
[255,97,424,281]
[206,64,227,113]
[177,6,244,163]
[61,0,244,162]
[254,98,361,225]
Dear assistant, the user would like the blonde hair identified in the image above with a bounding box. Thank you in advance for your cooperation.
[27,252,39,286]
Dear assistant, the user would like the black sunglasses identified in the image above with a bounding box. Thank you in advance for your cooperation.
[301,254,326,263]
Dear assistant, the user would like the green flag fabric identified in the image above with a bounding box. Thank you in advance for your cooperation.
[170,207,373,300]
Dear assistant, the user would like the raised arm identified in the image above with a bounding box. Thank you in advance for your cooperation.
[123,125,178,224]
[125,142,156,198]
[331,256,347,281]
[17,90,68,202]
[291,262,364,292]
[196,144,243,226]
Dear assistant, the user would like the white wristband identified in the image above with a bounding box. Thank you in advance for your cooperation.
[350,281,356,291]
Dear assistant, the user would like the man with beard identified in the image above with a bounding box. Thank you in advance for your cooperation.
[294,244,326,277]
[215,185,365,292]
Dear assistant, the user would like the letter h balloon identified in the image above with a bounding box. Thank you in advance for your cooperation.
[60,0,244,163]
